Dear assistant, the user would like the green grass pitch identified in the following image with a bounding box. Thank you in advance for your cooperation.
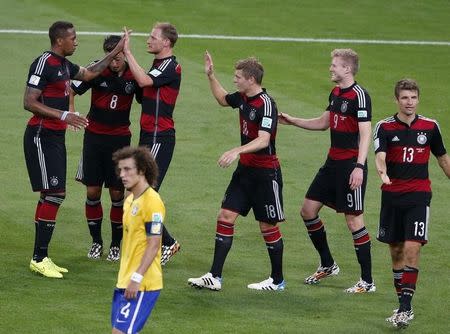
[1,0,449,332]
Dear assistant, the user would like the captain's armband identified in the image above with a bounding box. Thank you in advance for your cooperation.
[144,212,164,236]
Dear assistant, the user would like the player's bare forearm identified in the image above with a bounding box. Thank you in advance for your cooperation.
[124,235,160,300]
[135,235,161,275]
[204,50,228,106]
[375,152,391,184]
[76,37,125,82]
[218,132,269,168]
[23,87,88,129]
[350,121,369,189]
[280,110,329,130]
[24,86,65,119]
[207,74,228,106]
[437,154,450,178]
[239,131,270,154]
[356,121,372,164]
[125,50,154,87]
[122,28,153,87]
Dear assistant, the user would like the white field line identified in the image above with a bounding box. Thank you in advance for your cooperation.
[1,29,449,46]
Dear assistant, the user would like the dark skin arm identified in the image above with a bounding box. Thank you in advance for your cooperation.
[23,86,88,129]
[73,36,125,82]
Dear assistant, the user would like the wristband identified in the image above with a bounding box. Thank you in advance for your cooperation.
[355,163,365,170]
[130,272,143,283]
[60,111,69,121]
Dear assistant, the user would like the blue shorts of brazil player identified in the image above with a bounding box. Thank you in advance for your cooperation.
[111,288,160,334]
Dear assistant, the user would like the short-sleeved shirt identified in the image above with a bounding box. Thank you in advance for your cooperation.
[71,63,138,136]
[140,56,181,137]
[225,89,280,169]
[374,114,447,206]
[327,82,371,160]
[116,187,165,291]
[26,51,80,131]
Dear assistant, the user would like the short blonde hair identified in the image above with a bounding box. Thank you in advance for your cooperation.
[331,49,359,75]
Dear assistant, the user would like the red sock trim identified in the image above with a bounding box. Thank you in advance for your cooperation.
[402,268,419,285]
[86,202,103,221]
[262,226,282,243]
[110,206,123,223]
[216,220,234,237]
[38,201,60,222]
[307,221,323,232]
[34,200,43,222]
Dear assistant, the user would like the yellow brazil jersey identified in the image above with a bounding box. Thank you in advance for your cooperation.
[116,187,165,291]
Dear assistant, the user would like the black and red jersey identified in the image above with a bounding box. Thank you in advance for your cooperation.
[225,89,280,169]
[326,82,371,160]
[374,114,447,205]
[26,51,80,131]
[71,64,139,136]
[140,56,181,137]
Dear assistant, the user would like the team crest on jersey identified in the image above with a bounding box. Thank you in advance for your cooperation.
[340,100,348,113]
[125,81,135,94]
[49,176,59,186]
[249,109,256,120]
[131,205,139,216]
[417,132,427,145]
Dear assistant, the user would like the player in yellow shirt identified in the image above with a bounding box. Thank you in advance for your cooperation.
[111,146,165,334]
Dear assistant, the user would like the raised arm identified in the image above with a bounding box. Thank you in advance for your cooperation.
[278,110,329,130]
[122,27,154,88]
[74,35,125,82]
[205,51,228,106]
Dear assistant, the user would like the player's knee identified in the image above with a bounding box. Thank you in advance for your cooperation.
[87,187,102,199]
[300,206,315,221]
[217,209,237,224]
[45,193,66,204]
[345,215,365,231]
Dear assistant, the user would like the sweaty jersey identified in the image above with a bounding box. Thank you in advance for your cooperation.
[117,187,165,291]
[26,51,80,131]
[225,89,280,169]
[71,64,139,136]
[327,82,371,160]
[374,114,447,206]
[140,56,181,137]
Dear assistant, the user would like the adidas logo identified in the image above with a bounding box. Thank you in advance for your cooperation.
[100,82,108,87]
[57,70,63,76]
[392,136,400,142]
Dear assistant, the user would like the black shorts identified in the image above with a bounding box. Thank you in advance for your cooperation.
[306,158,367,214]
[222,164,285,224]
[139,132,175,191]
[76,131,131,189]
[23,125,66,192]
[377,203,429,245]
